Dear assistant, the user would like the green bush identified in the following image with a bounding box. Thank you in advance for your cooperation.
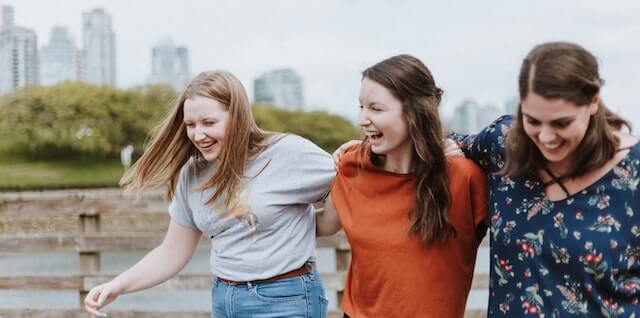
[0,84,359,160]
[253,105,360,152]
[0,83,176,160]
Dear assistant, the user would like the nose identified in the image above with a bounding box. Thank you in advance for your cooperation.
[358,109,371,128]
[538,125,557,143]
[193,128,206,141]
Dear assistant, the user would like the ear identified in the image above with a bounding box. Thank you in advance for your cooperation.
[588,94,600,115]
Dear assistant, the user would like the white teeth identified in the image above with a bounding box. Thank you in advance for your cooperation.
[544,142,561,149]
[367,131,383,139]
[200,141,217,150]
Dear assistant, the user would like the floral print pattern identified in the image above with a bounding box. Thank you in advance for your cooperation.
[452,115,640,317]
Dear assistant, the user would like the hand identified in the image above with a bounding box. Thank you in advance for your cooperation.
[444,139,464,157]
[84,282,121,317]
[332,140,360,168]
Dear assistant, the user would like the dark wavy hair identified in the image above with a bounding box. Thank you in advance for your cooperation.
[502,42,631,179]
[359,54,455,244]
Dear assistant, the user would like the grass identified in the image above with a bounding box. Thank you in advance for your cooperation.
[0,153,125,190]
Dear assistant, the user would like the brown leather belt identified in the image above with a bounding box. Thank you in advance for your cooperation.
[218,262,315,286]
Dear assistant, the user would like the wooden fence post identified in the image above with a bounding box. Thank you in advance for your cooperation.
[78,213,101,306]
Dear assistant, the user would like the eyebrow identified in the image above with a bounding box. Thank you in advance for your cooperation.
[522,112,575,124]
[360,100,386,107]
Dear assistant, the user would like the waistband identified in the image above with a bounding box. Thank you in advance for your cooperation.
[217,262,315,286]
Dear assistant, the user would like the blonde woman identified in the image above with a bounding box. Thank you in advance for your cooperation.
[84,70,334,318]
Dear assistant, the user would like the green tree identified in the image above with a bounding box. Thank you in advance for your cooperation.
[253,105,360,152]
[0,83,176,160]
[0,84,358,160]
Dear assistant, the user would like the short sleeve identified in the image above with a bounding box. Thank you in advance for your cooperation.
[168,162,200,231]
[449,115,513,174]
[290,137,336,204]
[468,160,489,231]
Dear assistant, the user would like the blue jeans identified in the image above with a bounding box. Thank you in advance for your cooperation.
[212,270,328,318]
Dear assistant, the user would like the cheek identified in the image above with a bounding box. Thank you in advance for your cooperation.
[185,128,195,141]
[522,123,538,140]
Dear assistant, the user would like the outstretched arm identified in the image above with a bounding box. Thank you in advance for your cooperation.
[84,220,201,316]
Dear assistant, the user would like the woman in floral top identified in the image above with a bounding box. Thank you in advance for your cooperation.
[451,42,639,317]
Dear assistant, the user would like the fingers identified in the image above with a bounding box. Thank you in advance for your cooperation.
[444,139,464,157]
[333,140,360,168]
[84,286,110,317]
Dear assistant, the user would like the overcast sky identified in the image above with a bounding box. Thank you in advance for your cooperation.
[5,0,640,130]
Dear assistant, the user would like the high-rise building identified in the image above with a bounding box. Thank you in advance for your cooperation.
[40,26,78,85]
[0,5,14,29]
[82,8,116,86]
[254,68,304,110]
[148,39,190,91]
[0,6,38,95]
[449,99,502,134]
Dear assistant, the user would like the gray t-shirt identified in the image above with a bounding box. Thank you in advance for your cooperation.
[169,134,335,281]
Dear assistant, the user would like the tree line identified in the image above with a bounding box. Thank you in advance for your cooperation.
[0,83,360,161]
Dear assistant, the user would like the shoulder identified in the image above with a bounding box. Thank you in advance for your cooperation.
[268,134,327,154]
[178,157,214,185]
[447,156,486,182]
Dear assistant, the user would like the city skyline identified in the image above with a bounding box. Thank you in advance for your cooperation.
[2,0,639,131]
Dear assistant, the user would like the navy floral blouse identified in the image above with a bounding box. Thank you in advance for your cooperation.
[452,115,640,317]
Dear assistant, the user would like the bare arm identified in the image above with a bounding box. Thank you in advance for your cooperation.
[84,220,201,316]
[316,195,342,236]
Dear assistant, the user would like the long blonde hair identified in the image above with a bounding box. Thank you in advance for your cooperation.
[121,70,276,206]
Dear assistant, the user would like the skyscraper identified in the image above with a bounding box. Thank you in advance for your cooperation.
[40,26,78,85]
[148,39,190,91]
[0,6,38,95]
[254,68,305,110]
[82,8,116,86]
[1,5,14,28]
[449,99,501,134]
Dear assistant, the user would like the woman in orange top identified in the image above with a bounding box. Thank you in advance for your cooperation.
[317,54,488,318]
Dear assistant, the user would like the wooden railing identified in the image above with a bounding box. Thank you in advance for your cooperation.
[0,189,488,317]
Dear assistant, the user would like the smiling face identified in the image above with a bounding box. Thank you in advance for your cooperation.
[358,77,411,159]
[183,96,230,161]
[521,92,598,170]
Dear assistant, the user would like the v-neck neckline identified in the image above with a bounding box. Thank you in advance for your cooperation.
[537,141,639,204]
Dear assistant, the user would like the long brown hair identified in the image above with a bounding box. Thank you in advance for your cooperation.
[121,70,276,206]
[502,42,631,179]
[360,54,454,244]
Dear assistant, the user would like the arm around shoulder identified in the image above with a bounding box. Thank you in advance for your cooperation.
[316,195,343,236]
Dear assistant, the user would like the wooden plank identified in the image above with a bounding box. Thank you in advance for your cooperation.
[0,233,351,252]
[0,188,163,202]
[0,275,83,289]
[0,309,209,318]
[0,272,489,292]
[0,272,347,291]
[0,195,168,218]
[0,309,486,318]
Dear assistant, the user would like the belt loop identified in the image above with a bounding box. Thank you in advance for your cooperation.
[247,281,253,288]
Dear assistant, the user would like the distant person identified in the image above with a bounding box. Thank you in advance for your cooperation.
[317,54,489,317]
[447,42,640,317]
[84,70,335,318]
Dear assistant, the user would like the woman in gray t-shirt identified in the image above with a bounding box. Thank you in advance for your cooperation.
[83,70,335,318]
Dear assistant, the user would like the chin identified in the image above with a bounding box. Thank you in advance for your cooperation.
[202,153,221,162]
[370,146,388,155]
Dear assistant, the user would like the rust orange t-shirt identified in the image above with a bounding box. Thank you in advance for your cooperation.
[331,147,489,318]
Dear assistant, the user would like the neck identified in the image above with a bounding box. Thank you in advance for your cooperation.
[383,147,412,174]
[546,160,571,177]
